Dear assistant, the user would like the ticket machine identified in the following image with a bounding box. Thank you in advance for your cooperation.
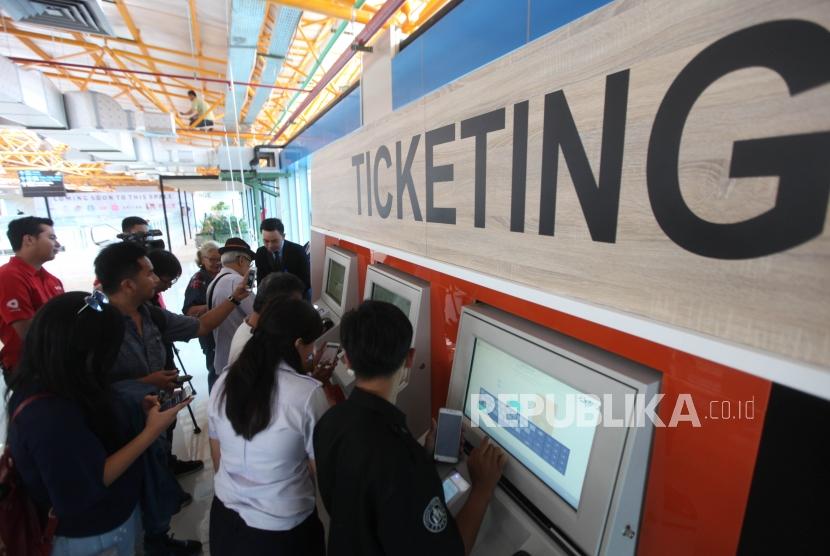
[332,263,431,439]
[313,245,359,344]
[441,304,661,556]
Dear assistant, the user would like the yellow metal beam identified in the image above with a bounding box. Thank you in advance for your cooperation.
[188,0,203,58]
[176,129,274,140]
[112,49,223,78]
[0,17,227,66]
[7,22,88,90]
[251,13,333,135]
[112,1,187,125]
[41,72,209,101]
[401,0,449,34]
[268,0,372,24]
[239,5,284,122]
[103,47,173,114]
[187,95,223,129]
[65,33,143,110]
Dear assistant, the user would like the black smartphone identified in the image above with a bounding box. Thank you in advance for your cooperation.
[159,385,193,411]
[320,342,340,366]
[246,268,256,289]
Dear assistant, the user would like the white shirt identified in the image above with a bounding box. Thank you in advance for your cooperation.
[208,268,254,374]
[208,362,330,530]
[223,320,254,375]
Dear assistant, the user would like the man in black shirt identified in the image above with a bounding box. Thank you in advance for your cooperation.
[314,301,505,556]
[254,218,310,296]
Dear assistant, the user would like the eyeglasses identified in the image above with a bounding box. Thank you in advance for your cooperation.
[77,290,109,315]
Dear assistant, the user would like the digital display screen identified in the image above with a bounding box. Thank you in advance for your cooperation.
[18,170,66,198]
[463,339,600,509]
[371,283,412,317]
[325,259,346,306]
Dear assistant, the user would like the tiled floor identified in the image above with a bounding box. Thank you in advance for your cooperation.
[155,244,217,554]
[167,363,214,554]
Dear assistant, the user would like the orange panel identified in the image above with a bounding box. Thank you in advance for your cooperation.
[327,236,771,556]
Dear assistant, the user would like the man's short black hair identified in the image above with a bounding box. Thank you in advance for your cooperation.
[187,90,196,97]
[340,300,413,379]
[7,216,53,251]
[253,272,305,312]
[94,242,148,295]
[121,216,148,233]
[147,249,182,280]
[260,218,284,235]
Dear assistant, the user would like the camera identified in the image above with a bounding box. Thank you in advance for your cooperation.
[158,385,193,411]
[117,229,166,251]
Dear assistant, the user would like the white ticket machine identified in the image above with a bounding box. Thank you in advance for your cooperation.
[332,263,431,439]
[313,246,359,344]
[441,304,661,556]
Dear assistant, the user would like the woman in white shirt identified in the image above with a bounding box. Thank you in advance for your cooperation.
[208,298,330,555]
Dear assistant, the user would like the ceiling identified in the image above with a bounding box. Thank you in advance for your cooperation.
[0,0,450,187]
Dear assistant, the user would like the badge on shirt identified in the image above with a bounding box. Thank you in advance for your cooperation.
[5,299,20,311]
[423,496,448,533]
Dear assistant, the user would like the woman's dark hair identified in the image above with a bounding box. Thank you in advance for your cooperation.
[221,299,322,440]
[253,272,305,312]
[7,292,126,449]
[147,249,182,280]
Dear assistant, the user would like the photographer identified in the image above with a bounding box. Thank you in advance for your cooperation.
[94,241,251,554]
[120,216,165,251]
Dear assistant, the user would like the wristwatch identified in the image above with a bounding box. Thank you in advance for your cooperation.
[227,294,241,306]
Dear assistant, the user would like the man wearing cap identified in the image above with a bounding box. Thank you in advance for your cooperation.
[208,237,257,375]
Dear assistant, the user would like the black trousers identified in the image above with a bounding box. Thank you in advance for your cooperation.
[209,496,325,556]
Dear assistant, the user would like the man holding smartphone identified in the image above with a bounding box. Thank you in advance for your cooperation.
[94,241,251,555]
[207,238,256,375]
[313,301,506,556]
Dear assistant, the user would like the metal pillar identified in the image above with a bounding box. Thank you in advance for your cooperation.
[177,189,187,245]
[158,176,173,250]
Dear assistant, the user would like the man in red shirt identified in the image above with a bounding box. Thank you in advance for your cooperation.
[0,216,64,382]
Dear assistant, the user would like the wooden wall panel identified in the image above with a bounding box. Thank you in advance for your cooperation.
[310,0,830,370]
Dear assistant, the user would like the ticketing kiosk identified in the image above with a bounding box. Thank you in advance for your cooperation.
[332,263,431,438]
[313,246,359,344]
[443,304,661,556]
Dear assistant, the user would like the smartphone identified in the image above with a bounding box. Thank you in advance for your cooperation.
[246,267,257,289]
[434,408,464,463]
[319,342,340,365]
[442,470,471,505]
[159,384,193,411]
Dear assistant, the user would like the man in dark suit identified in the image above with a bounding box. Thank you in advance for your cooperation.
[254,218,311,298]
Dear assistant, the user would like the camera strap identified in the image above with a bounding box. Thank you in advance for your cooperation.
[206,271,233,311]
